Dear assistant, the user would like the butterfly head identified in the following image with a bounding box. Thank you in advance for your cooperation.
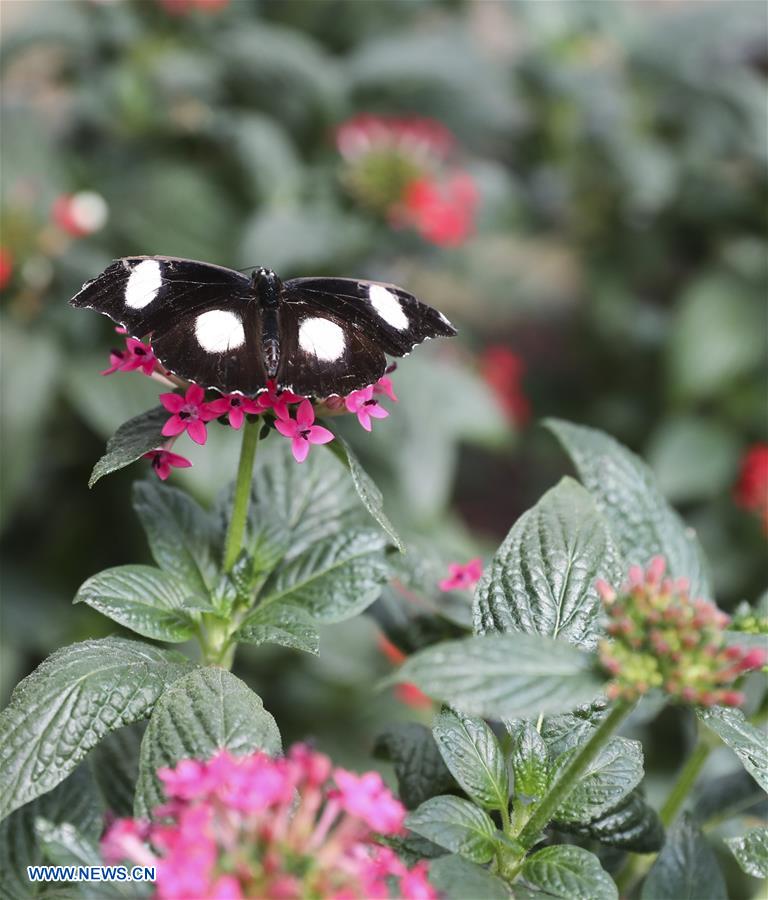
[250,266,282,306]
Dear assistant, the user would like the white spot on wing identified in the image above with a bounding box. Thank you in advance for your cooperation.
[298,317,345,361]
[369,284,408,330]
[195,310,245,353]
[125,260,162,309]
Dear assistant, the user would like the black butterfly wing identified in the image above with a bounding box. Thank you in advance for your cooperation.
[275,297,387,397]
[71,256,267,394]
[283,277,457,357]
[70,256,252,337]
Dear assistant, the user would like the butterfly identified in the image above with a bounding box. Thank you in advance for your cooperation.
[70,256,457,397]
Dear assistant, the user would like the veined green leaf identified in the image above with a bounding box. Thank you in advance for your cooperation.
[475,478,623,650]
[698,706,768,792]
[88,407,169,488]
[235,602,319,655]
[725,826,768,878]
[522,845,617,900]
[641,815,726,900]
[406,796,500,864]
[373,723,456,811]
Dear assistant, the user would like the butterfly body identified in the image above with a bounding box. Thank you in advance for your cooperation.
[70,255,456,397]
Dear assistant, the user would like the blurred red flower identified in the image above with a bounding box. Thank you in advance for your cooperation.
[734,443,768,533]
[158,0,229,13]
[336,114,478,247]
[377,635,432,709]
[52,192,108,238]
[0,248,13,290]
[478,345,530,427]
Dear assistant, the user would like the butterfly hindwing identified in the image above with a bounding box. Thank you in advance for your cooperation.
[275,299,387,397]
[283,277,456,356]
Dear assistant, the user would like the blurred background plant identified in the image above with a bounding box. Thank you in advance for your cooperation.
[0,0,766,890]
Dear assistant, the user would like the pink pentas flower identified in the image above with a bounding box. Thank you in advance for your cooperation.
[373,374,398,403]
[100,745,434,899]
[102,337,156,377]
[206,393,263,430]
[734,443,768,534]
[274,399,334,463]
[258,379,305,419]
[332,769,406,834]
[439,558,483,591]
[143,449,193,481]
[160,384,218,446]
[345,385,389,432]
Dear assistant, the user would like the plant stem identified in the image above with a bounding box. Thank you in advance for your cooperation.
[517,699,634,849]
[222,417,260,573]
[615,721,715,896]
[659,737,712,827]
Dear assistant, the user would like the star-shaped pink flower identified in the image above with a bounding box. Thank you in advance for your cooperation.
[206,393,264,430]
[439,558,483,591]
[101,337,156,377]
[143,449,193,481]
[373,375,398,403]
[274,399,333,463]
[259,380,305,419]
[344,386,389,432]
[160,384,218,445]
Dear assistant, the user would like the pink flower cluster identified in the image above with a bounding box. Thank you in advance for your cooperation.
[439,558,483,592]
[101,332,398,476]
[336,114,479,247]
[101,745,436,900]
[597,556,767,707]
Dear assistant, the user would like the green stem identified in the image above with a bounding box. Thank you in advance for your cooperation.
[615,723,715,896]
[518,699,634,849]
[222,417,260,573]
[659,738,712,828]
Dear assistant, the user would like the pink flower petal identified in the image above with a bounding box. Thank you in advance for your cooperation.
[162,416,187,437]
[356,411,372,432]
[296,399,315,429]
[229,407,245,430]
[186,384,205,405]
[367,403,388,420]
[308,425,334,445]
[275,418,298,438]
[292,437,310,463]
[186,419,208,445]
[206,398,231,417]
[160,393,185,413]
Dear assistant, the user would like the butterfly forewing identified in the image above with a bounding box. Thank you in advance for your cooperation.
[283,277,456,356]
[70,257,457,397]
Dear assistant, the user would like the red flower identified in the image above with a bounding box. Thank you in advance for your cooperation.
[158,0,229,13]
[206,393,263,430]
[734,444,768,533]
[0,248,12,290]
[160,384,218,446]
[143,449,193,481]
[377,635,433,710]
[52,192,108,237]
[439,558,483,592]
[478,345,530,427]
[395,172,478,247]
[274,399,334,463]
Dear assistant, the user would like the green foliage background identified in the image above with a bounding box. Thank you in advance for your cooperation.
[0,0,766,827]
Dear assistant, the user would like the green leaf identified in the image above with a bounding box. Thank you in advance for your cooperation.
[89,722,145,818]
[545,419,711,598]
[428,854,510,899]
[522,845,618,900]
[474,478,623,650]
[554,737,644,824]
[393,633,604,720]
[328,438,405,552]
[641,815,726,900]
[73,565,199,642]
[0,638,191,822]
[373,723,456,810]
[698,706,768,792]
[259,528,389,623]
[725,826,768,878]
[235,603,319,655]
[507,720,549,804]
[433,708,508,811]
[133,481,217,595]
[557,789,664,853]
[0,767,103,900]
[134,668,281,818]
[541,701,609,757]
[668,274,765,400]
[406,796,500,864]
[88,407,169,488]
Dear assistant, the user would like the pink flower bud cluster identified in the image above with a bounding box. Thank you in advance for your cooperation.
[336,113,478,247]
[100,332,397,475]
[102,745,436,900]
[596,557,767,707]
